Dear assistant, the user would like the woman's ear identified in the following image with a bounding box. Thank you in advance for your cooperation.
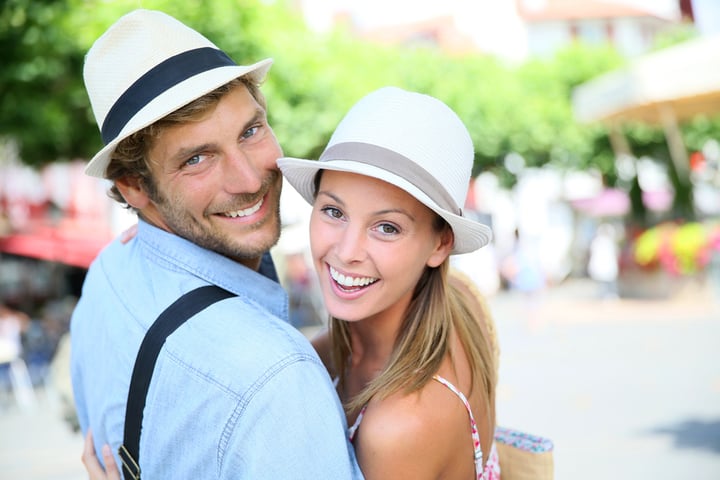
[426,227,454,268]
[115,176,151,210]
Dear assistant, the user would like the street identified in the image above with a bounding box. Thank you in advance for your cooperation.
[1,278,719,479]
[492,279,720,479]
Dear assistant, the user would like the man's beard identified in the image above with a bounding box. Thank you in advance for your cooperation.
[148,171,282,261]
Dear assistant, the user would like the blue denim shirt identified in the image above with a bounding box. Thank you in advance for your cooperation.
[71,220,362,479]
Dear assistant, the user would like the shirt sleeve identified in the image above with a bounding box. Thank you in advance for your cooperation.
[220,354,364,479]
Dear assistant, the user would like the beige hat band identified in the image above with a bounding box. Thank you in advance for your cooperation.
[319,142,461,215]
[101,46,236,144]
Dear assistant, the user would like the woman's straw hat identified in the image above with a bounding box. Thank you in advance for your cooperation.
[278,87,492,254]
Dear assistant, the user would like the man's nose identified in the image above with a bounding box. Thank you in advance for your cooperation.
[222,149,263,194]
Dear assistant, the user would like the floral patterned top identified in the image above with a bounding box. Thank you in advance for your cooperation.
[347,374,501,480]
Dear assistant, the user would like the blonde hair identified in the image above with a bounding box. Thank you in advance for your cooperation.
[330,253,497,437]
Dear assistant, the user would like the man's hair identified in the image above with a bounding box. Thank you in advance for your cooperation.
[105,76,267,207]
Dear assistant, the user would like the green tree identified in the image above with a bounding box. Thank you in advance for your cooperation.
[0,0,94,166]
[3,0,719,225]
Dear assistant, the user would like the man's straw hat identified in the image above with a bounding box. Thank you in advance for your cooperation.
[83,9,272,178]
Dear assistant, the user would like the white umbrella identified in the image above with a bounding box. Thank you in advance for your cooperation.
[572,34,720,125]
[572,34,720,186]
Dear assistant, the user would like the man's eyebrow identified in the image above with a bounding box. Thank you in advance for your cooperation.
[246,108,267,127]
[173,143,213,162]
[169,108,267,161]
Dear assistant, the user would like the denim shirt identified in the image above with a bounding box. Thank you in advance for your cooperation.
[71,220,363,479]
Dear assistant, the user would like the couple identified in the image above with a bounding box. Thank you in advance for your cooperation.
[73,9,499,480]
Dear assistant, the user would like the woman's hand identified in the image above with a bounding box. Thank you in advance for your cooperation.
[82,430,121,480]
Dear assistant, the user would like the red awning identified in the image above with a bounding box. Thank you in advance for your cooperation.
[0,219,113,269]
[1,160,118,268]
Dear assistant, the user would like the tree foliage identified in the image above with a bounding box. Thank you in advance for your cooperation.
[0,0,94,166]
[2,0,719,205]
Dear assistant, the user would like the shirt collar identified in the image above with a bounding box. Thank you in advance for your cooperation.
[135,219,287,319]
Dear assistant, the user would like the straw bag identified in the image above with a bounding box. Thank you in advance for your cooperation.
[494,426,554,480]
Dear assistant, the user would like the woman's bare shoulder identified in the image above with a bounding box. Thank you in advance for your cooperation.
[354,383,467,479]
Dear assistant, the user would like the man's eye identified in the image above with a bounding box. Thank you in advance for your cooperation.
[185,154,204,166]
[242,126,259,140]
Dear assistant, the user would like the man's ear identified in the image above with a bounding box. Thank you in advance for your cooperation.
[426,227,454,268]
[115,176,151,210]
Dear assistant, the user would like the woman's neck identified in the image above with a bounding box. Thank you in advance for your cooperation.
[346,309,402,367]
[339,311,401,402]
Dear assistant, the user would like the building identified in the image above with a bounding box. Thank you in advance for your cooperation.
[517,0,678,58]
[300,0,687,61]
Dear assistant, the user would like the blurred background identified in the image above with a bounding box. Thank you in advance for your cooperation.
[1,0,719,478]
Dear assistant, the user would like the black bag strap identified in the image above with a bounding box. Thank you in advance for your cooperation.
[119,285,236,480]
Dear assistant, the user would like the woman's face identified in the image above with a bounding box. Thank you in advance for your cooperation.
[309,170,452,325]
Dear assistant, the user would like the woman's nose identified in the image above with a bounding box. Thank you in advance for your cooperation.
[335,226,367,264]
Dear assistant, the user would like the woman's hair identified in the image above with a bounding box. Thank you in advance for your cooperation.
[329,210,498,438]
[104,76,267,208]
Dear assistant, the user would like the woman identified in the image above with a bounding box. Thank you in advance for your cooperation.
[85,87,500,479]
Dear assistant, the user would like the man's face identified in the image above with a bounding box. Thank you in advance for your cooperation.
[133,85,284,270]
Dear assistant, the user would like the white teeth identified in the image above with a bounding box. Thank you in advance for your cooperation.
[330,266,378,288]
[224,198,263,218]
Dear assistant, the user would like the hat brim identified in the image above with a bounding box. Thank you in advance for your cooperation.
[277,156,492,254]
[85,58,273,178]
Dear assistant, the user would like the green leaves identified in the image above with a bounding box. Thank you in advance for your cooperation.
[2,0,718,203]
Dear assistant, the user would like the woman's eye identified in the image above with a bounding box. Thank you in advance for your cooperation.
[378,223,399,235]
[321,206,343,219]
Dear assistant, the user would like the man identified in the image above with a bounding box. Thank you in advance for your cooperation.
[71,9,362,479]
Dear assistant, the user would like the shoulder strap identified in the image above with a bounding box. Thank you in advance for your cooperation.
[432,374,485,477]
[119,285,236,480]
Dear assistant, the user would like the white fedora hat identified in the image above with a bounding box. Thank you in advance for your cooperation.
[277,86,492,254]
[83,9,273,178]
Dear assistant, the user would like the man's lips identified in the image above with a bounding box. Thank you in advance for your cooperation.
[221,197,264,218]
